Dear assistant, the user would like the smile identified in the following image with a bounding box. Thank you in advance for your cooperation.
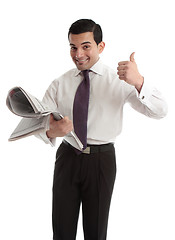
[75,58,89,64]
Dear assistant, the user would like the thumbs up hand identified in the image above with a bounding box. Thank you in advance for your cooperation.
[117,52,144,92]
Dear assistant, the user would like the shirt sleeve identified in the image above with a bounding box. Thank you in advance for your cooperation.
[125,80,168,119]
[34,80,58,146]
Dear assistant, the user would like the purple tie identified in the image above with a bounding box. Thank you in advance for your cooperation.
[73,70,90,150]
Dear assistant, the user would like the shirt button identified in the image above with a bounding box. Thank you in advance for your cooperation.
[142,96,145,100]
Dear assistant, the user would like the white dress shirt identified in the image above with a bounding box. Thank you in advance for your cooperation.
[37,59,168,149]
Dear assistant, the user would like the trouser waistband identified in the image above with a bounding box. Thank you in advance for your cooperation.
[63,140,114,154]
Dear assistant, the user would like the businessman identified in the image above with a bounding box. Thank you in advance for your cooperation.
[38,19,167,240]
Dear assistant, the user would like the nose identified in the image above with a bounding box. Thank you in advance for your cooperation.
[76,48,84,58]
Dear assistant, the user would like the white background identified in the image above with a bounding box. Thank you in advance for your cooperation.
[0,0,175,239]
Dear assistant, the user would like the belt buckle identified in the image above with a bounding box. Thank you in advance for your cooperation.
[82,146,90,154]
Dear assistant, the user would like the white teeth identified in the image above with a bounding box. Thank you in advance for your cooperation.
[76,58,88,62]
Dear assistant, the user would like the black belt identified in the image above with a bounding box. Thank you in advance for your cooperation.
[63,140,114,154]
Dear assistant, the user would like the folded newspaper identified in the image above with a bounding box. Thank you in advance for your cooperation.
[6,86,83,150]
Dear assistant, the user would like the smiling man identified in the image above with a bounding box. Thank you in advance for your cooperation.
[37,19,167,240]
[69,32,105,70]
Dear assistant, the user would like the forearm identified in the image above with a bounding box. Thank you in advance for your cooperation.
[127,82,168,119]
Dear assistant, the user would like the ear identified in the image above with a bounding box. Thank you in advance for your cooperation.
[98,41,105,54]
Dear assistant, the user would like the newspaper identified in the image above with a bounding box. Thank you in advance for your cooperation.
[6,86,83,150]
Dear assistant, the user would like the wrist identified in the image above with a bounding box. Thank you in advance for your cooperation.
[46,129,54,139]
[135,76,144,93]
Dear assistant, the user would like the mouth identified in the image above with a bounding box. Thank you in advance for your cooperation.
[75,58,89,65]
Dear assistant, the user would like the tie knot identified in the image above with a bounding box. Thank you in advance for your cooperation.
[82,70,89,78]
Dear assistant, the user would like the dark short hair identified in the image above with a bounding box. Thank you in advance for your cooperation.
[68,19,103,45]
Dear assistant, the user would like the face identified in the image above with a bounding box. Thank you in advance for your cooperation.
[69,32,105,70]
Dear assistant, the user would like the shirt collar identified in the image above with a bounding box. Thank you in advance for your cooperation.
[74,59,104,77]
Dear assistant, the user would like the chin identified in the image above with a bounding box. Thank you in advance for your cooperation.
[76,62,94,71]
[77,66,88,71]
[76,64,88,71]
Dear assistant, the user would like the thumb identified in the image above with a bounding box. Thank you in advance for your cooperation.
[130,52,135,62]
[49,114,54,122]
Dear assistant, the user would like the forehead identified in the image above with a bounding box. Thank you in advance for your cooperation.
[69,32,95,45]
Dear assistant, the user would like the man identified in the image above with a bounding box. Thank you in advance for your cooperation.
[38,19,167,240]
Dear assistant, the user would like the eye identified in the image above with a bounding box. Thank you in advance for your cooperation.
[83,45,90,50]
[71,46,77,51]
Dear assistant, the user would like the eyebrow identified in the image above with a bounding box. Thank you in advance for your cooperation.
[70,41,92,46]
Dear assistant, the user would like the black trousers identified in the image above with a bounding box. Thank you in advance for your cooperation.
[52,142,116,240]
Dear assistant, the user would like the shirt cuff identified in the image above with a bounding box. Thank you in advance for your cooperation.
[35,130,56,146]
[135,80,154,104]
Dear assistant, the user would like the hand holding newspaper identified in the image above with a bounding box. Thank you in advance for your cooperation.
[6,87,83,150]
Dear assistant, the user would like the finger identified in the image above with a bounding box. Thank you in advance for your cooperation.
[118,61,129,66]
[130,52,135,62]
[117,70,126,76]
[117,65,128,70]
[118,76,126,80]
